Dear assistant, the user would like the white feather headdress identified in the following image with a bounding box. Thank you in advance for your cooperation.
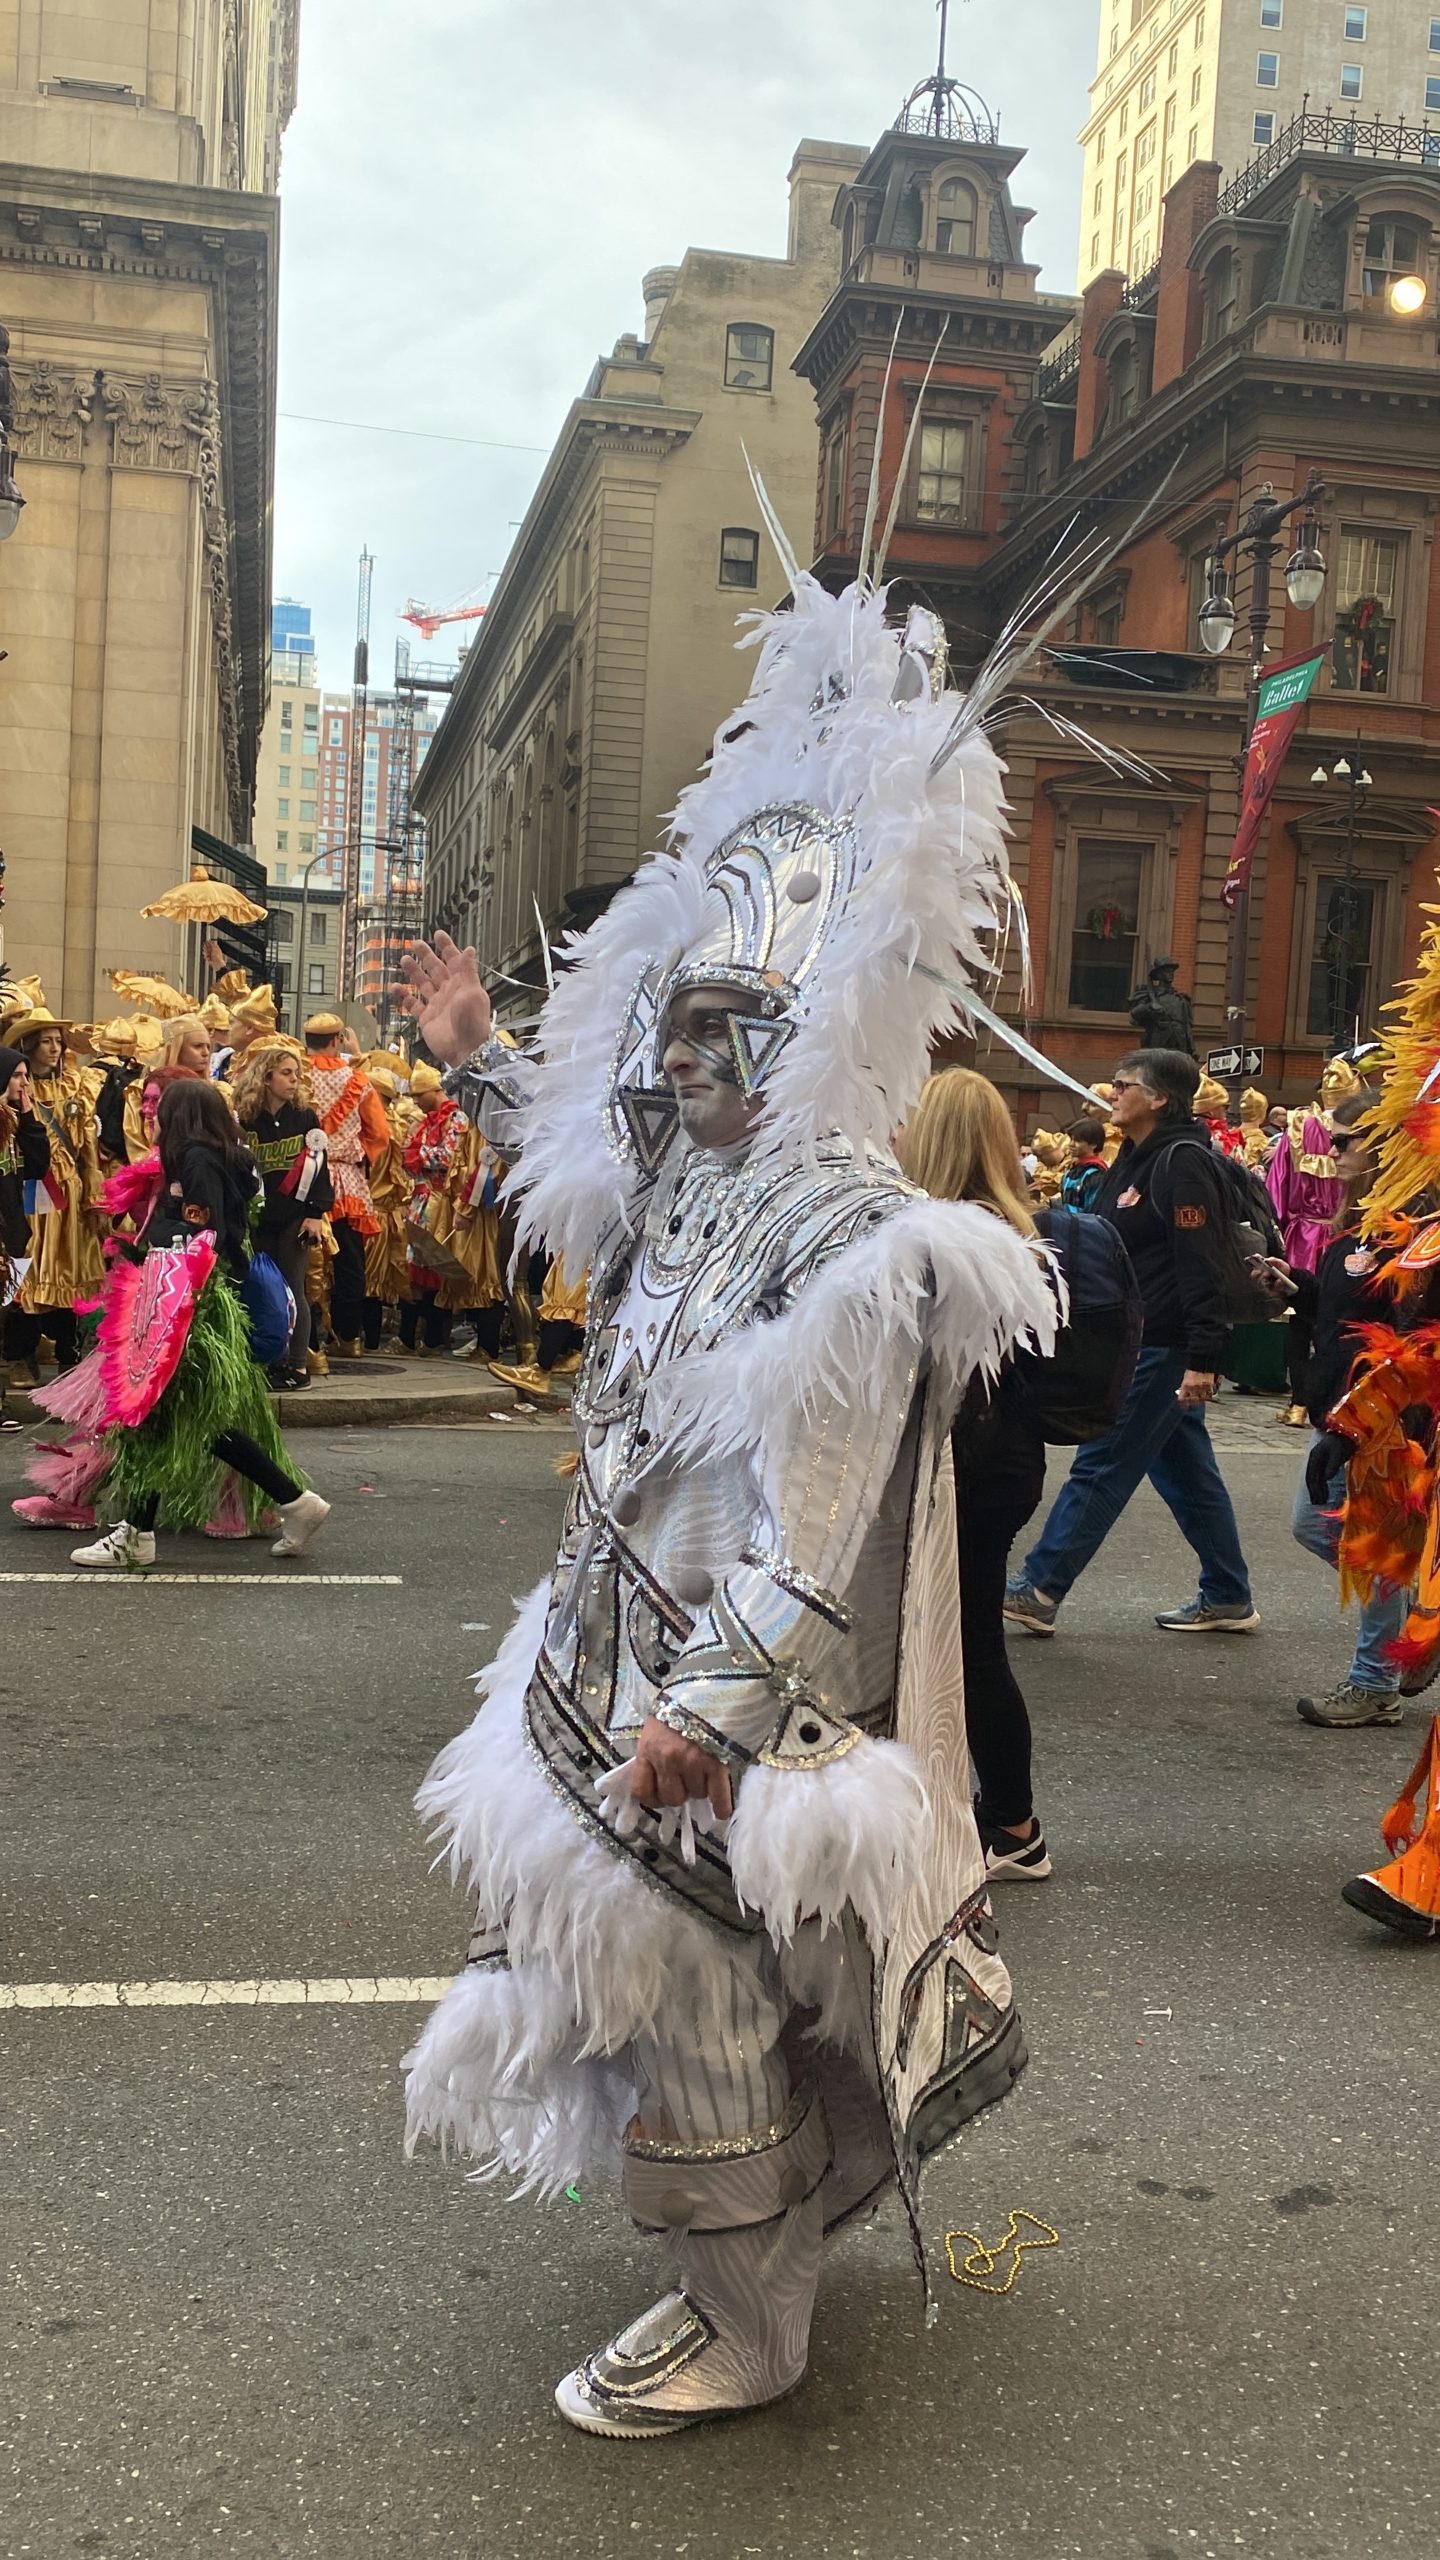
[511,574,1022,1270]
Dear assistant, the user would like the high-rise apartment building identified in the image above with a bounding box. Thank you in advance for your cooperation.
[0,3,300,1013]
[1080,0,1440,289]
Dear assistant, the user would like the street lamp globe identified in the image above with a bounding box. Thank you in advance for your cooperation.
[1284,542,1326,612]
[1311,765,1329,788]
[1388,273,1428,318]
[1198,588,1236,655]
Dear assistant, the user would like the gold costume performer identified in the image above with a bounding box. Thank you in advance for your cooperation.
[5,1005,104,1372]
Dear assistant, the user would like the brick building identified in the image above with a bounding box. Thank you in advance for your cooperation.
[797,79,1440,1123]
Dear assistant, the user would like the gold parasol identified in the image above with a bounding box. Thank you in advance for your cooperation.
[140,863,267,927]
[107,968,196,1019]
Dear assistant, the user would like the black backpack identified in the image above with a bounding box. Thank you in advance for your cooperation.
[1014,1205,1144,1444]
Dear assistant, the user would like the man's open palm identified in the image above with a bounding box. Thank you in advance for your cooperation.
[398,933,492,1069]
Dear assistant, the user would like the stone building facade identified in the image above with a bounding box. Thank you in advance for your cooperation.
[414,139,864,1000]
[0,2,298,1016]
[798,77,1440,1122]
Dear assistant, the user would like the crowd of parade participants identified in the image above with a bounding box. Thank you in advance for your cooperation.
[1,944,1436,1946]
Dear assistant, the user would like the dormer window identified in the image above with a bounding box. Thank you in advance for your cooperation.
[934,178,977,257]
[1363,217,1423,301]
[1202,249,1239,345]
[724,324,773,391]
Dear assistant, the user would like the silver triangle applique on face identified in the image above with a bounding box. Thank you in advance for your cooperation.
[726,1011,794,1097]
[618,1083,680,1177]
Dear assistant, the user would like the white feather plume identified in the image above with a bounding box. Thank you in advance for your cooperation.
[508,576,1018,1268]
[648,1193,1057,1467]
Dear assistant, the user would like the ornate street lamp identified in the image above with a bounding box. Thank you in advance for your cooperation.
[1198,472,1327,1047]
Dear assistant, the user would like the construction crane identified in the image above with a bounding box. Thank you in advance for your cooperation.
[400,588,489,644]
[342,546,374,1003]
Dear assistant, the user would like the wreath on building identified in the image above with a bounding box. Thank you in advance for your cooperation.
[1086,904,1136,942]
[1334,594,1390,690]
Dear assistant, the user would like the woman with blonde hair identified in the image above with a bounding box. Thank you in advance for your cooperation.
[232,1043,332,1388]
[903,1067,1052,1879]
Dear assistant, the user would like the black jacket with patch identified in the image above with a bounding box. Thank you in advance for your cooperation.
[1092,1118,1231,1373]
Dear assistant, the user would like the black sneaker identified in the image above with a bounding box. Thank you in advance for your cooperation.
[981,1821,1052,1882]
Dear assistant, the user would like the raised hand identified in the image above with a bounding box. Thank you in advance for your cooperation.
[396,933,492,1070]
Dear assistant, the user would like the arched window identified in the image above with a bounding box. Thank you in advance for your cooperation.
[935,178,977,257]
[724,324,773,390]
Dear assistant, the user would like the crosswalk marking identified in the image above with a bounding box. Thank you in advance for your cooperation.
[1,1975,451,2010]
[0,1571,404,1585]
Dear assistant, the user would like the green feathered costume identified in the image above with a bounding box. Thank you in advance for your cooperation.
[102,1263,302,1532]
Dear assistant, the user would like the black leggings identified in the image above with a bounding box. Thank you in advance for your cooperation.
[130,1430,301,1531]
[955,1440,1046,1832]
[5,1306,79,1370]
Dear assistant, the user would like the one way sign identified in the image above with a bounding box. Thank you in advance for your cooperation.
[1206,1044,1264,1079]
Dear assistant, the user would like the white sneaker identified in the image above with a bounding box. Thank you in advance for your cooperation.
[270,1490,331,1557]
[71,1524,157,1571]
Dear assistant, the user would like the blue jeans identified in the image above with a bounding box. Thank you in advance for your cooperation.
[1291,1436,1406,1694]
[1020,1344,1253,1611]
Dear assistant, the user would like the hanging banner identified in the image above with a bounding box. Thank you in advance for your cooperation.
[1220,648,1326,910]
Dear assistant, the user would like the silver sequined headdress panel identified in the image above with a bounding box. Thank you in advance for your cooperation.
[504,573,1021,1271]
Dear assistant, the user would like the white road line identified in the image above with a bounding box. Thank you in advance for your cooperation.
[0,1572,404,1585]
[1,1975,451,2010]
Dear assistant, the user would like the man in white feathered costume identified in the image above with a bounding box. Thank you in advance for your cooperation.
[400,575,1056,2438]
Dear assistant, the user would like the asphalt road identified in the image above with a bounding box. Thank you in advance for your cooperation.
[2,1411,1435,2560]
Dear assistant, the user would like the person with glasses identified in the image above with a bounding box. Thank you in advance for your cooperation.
[1006,1046,1258,1639]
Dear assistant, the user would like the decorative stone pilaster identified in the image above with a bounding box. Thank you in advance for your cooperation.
[8,362,92,462]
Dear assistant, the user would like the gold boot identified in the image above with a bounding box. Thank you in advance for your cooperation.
[306,1345,329,1378]
[488,1358,560,1406]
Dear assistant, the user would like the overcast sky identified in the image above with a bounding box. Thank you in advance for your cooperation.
[273,0,1095,689]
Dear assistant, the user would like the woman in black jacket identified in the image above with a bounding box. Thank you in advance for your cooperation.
[70,1081,330,1571]
[232,1044,333,1388]
[0,1044,51,1426]
[904,1067,1054,1881]
[1271,1088,1430,1726]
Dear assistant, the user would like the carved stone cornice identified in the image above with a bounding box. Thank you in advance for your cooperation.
[8,359,91,461]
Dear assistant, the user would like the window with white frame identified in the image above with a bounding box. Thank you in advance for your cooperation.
[913,417,972,524]
[1331,530,1400,694]
[1339,63,1363,102]
[1256,53,1279,88]
[1140,71,1156,110]
[1343,6,1367,39]
[1253,112,1275,144]
[1432,17,1440,50]
[1428,75,1440,112]
[1260,0,1281,26]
